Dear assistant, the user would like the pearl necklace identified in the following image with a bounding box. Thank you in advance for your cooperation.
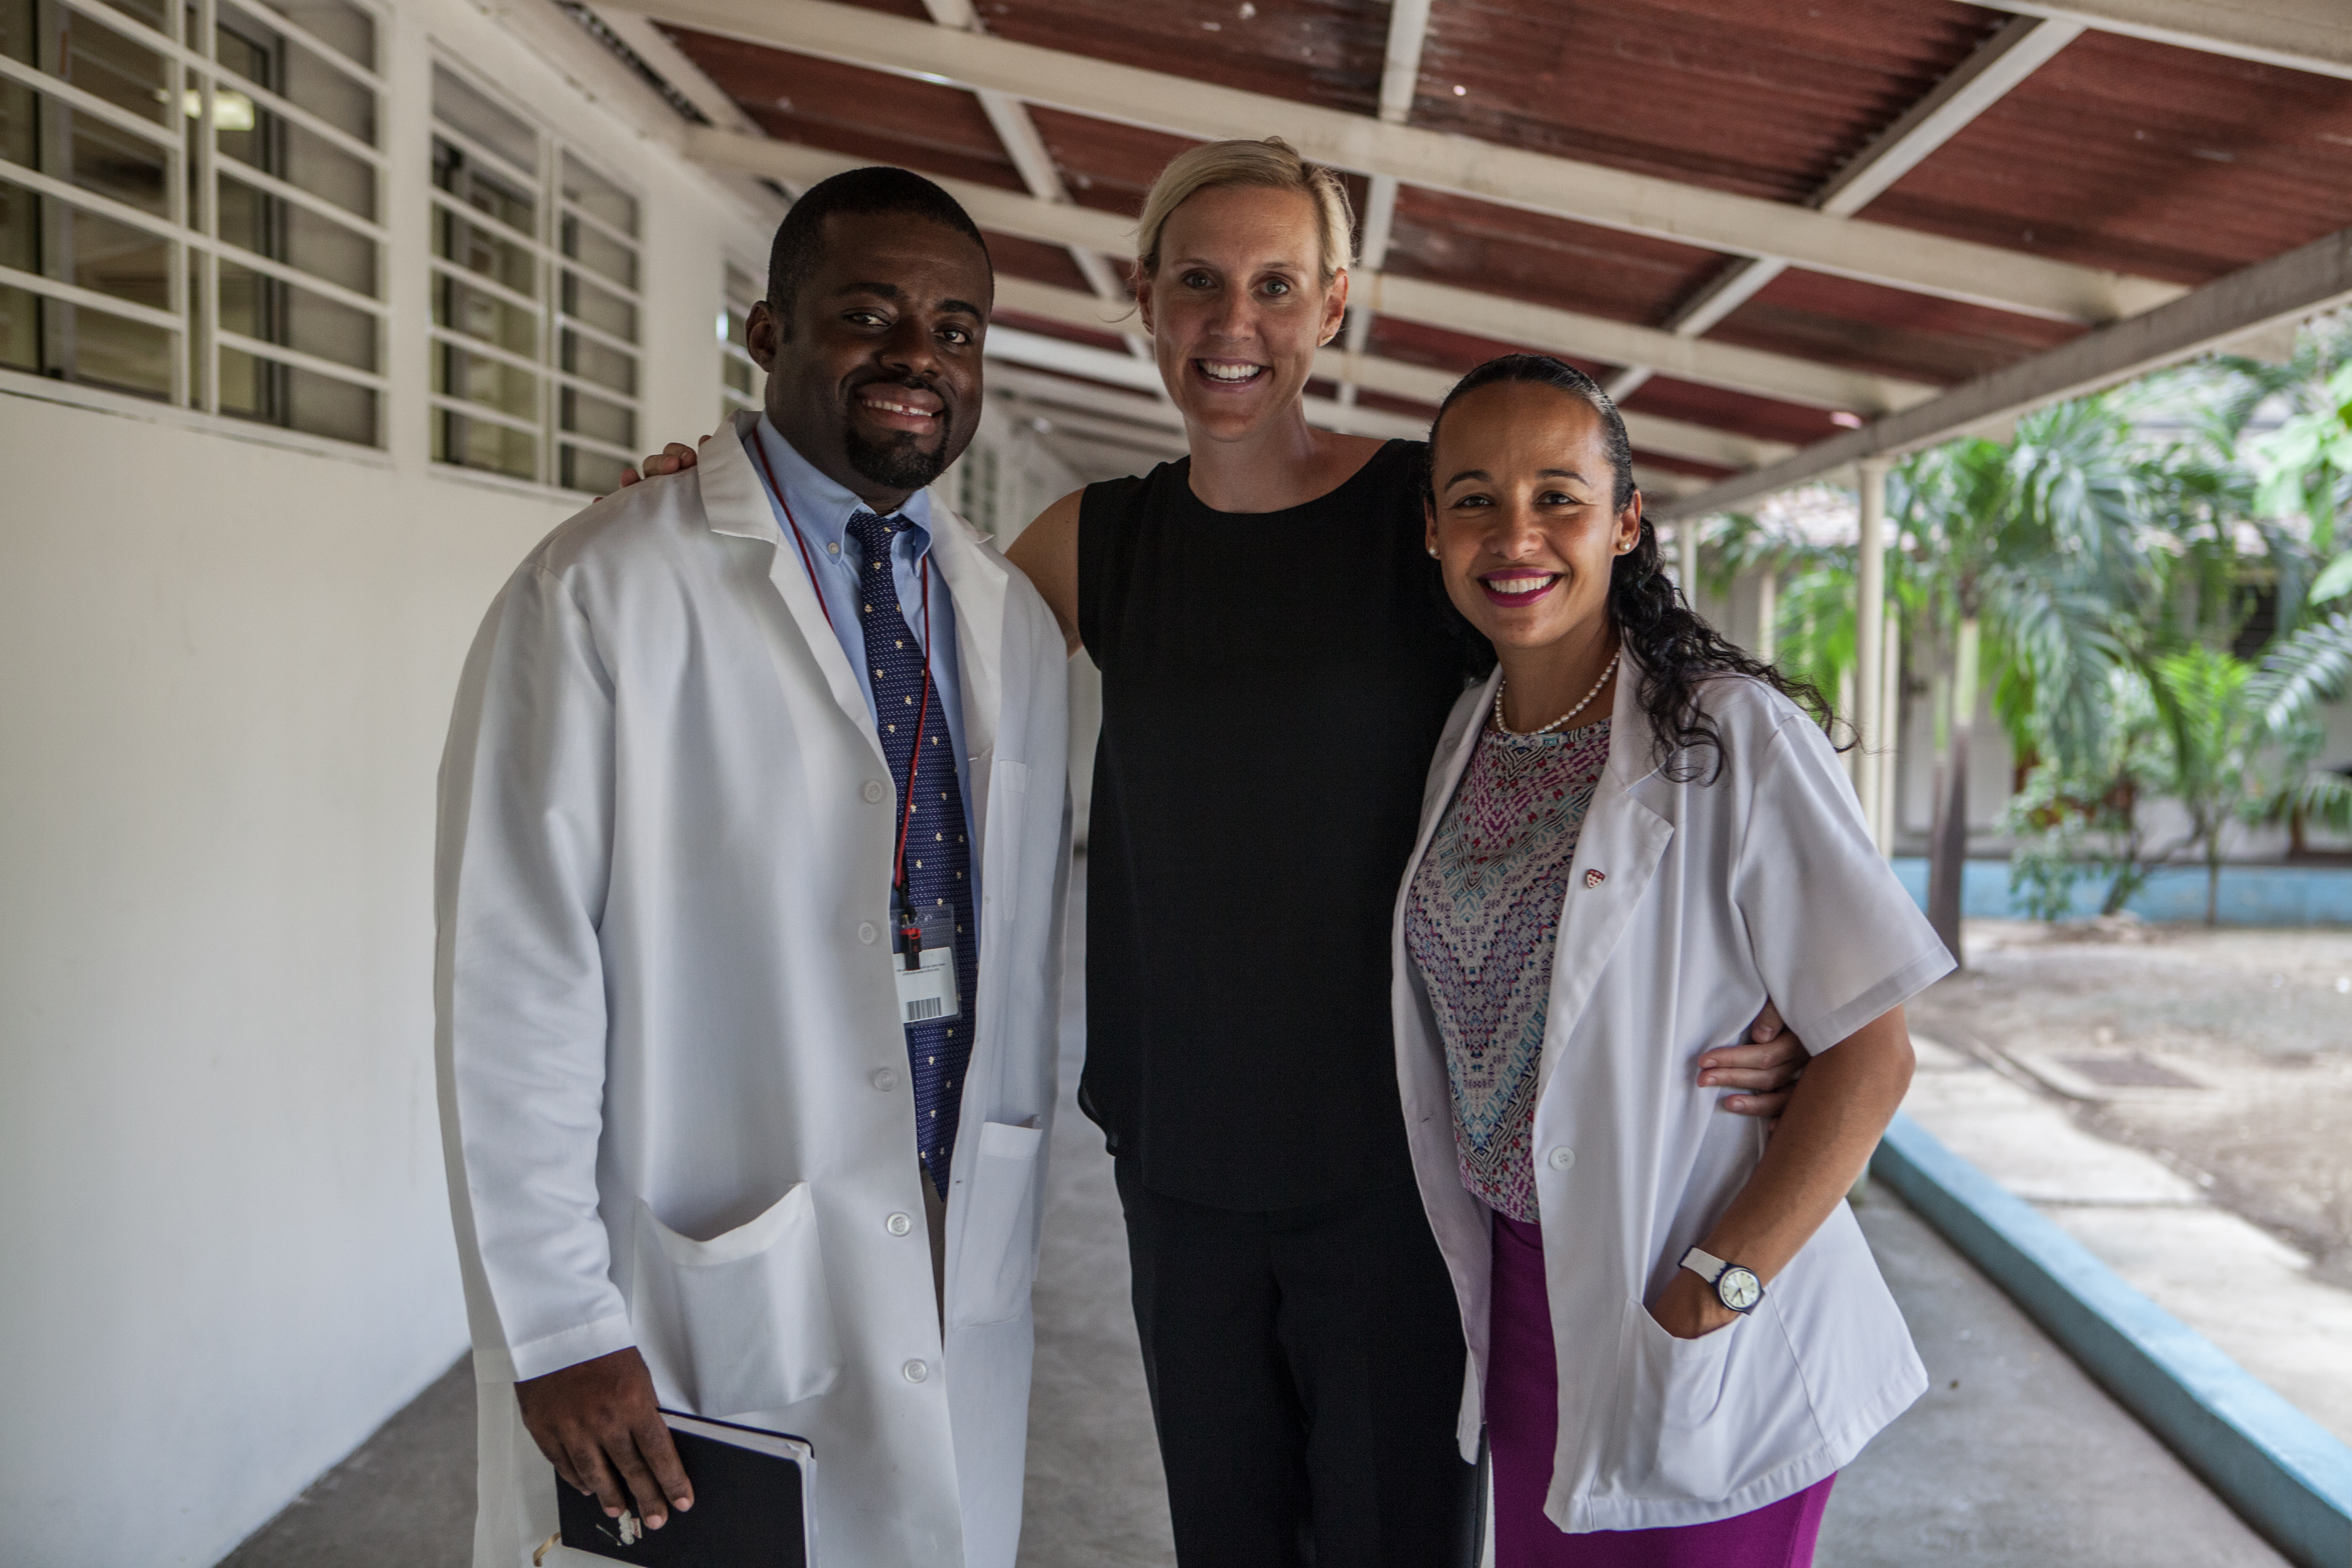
[1494,650,1620,738]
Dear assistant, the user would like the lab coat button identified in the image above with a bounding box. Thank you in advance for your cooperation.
[902,1359,930,1384]
[858,921,879,944]
[1547,1146,1576,1171]
[871,1068,898,1092]
[863,779,887,803]
[885,1211,913,1237]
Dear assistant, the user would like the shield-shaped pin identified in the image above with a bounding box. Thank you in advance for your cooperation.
[1583,869,1606,888]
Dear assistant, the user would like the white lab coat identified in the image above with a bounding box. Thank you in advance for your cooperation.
[1391,661,1952,1533]
[433,414,1071,1568]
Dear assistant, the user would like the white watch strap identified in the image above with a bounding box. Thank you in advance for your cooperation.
[1680,1246,1727,1285]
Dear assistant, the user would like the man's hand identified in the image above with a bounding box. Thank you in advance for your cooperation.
[515,1347,694,1529]
[616,437,708,489]
[1698,1001,1806,1120]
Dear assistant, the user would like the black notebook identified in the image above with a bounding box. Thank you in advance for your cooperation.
[554,1412,813,1567]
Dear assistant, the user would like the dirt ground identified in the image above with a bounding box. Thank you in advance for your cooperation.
[1908,918,2352,1288]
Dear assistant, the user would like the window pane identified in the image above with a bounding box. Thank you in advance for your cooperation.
[59,195,171,309]
[438,338,534,420]
[560,212,633,290]
[561,443,627,496]
[563,270,633,343]
[220,257,371,370]
[434,271,533,356]
[94,0,169,36]
[217,340,277,417]
[284,361,371,441]
[560,326,632,397]
[0,76,31,168]
[0,168,38,270]
[436,408,534,480]
[57,296,171,396]
[562,384,632,449]
[282,35,371,142]
[65,103,171,215]
[432,65,532,173]
[219,174,371,292]
[0,278,37,370]
[436,203,533,296]
[260,0,372,70]
[433,139,532,239]
[560,152,634,236]
[60,7,170,126]
[723,354,753,398]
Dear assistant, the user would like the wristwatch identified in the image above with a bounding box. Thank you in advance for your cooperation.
[1679,1248,1764,1314]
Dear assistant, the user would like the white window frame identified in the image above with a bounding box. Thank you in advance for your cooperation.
[718,255,761,427]
[0,0,390,441]
[426,56,642,495]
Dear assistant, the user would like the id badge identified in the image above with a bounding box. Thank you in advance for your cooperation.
[892,903,961,1026]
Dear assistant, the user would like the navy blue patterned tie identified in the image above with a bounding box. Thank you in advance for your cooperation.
[846,510,977,1198]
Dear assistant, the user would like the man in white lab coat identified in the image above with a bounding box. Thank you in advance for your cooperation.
[434,167,1071,1568]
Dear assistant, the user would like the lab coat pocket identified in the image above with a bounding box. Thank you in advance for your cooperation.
[629,1185,843,1419]
[1612,1295,1746,1501]
[949,1121,1045,1328]
[1630,1297,1739,1428]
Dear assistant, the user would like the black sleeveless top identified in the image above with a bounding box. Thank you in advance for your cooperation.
[1077,439,1476,1210]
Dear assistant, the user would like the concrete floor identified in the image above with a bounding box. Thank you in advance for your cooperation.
[219,881,2293,1567]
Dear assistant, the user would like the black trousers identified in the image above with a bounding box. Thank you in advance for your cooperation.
[1115,1159,1482,1567]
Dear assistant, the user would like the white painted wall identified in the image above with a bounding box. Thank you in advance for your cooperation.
[0,0,777,1560]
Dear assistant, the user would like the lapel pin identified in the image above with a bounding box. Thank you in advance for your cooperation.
[1584,869,1607,887]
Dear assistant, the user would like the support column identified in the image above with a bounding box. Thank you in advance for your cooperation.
[1678,520,1701,605]
[1877,609,1902,856]
[1854,458,1889,848]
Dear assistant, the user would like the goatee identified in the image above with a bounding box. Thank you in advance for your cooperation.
[845,425,951,493]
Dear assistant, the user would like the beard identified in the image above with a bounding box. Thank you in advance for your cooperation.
[843,403,953,492]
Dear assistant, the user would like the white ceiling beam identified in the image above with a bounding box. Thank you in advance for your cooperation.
[1604,15,2081,404]
[1977,0,2352,81]
[991,276,1794,469]
[1650,224,2352,519]
[1377,0,1435,125]
[1341,0,1429,407]
[632,0,2182,324]
[692,131,1940,415]
[992,358,1705,498]
[912,0,1152,368]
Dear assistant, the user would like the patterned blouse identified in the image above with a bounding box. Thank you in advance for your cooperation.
[1404,717,1611,1223]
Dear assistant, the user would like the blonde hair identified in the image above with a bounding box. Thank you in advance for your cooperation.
[1133,137,1355,287]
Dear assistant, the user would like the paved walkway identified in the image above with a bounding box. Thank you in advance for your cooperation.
[1900,1021,2352,1447]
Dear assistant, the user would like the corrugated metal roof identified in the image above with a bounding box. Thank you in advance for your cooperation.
[649,0,2351,487]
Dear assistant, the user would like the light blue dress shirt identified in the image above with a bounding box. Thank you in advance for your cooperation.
[743,415,977,856]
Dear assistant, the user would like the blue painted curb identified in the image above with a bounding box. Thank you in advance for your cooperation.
[1872,1113,2352,1568]
[1888,856,2352,926]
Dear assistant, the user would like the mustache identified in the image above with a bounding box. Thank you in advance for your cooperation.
[848,371,951,410]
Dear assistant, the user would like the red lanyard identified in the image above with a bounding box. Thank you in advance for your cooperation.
[748,434,936,919]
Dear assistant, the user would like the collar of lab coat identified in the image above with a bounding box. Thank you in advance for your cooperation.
[696,411,1006,805]
[1408,650,1677,1104]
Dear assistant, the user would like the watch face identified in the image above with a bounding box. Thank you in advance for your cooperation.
[1718,1266,1763,1312]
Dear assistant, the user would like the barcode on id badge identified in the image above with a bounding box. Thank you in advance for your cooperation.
[905,998,946,1022]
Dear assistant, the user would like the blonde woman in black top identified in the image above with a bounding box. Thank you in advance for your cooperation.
[623,141,1805,1568]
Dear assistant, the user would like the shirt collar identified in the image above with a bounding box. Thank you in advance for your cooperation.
[752,413,932,558]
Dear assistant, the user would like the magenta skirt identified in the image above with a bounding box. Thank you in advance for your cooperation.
[1487,1212,1835,1567]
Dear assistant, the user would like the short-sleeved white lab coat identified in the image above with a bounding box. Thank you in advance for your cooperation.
[1390,660,1953,1532]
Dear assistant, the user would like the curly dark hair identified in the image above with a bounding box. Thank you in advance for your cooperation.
[1424,353,1839,783]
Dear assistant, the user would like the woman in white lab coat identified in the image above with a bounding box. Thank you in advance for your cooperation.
[1394,355,1953,1566]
